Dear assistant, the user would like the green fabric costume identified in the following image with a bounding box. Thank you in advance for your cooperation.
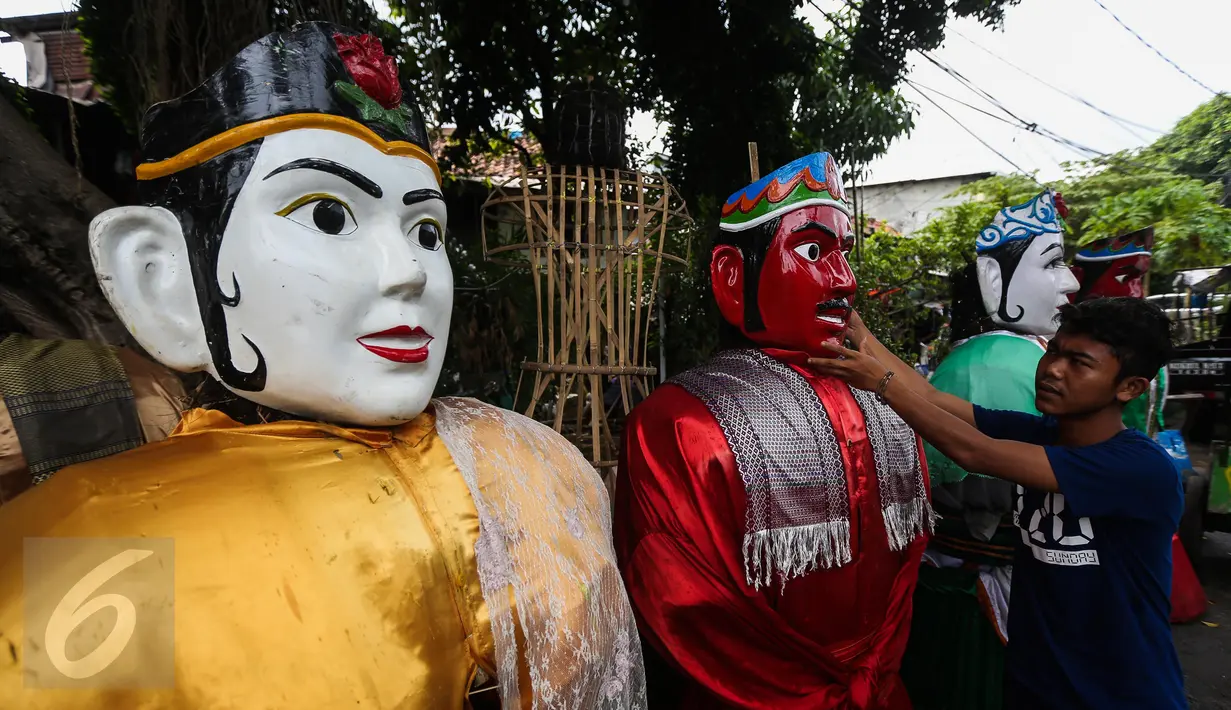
[1122,367,1167,435]
[904,331,1045,710]
[924,331,1046,485]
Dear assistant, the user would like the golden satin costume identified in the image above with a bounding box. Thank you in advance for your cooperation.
[0,398,643,708]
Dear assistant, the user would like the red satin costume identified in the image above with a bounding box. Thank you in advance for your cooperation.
[615,186,928,708]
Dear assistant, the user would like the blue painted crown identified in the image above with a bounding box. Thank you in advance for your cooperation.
[720,153,850,232]
[1075,226,1153,262]
[976,189,1063,254]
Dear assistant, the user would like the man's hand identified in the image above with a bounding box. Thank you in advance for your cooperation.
[807,341,890,392]
[844,309,871,348]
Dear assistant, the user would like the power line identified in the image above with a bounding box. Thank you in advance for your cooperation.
[808,0,1225,181]
[909,79,1035,177]
[916,50,1108,159]
[905,80,1022,129]
[817,0,1108,160]
[950,29,1164,139]
[906,82,1069,174]
[807,0,1034,172]
[1088,0,1221,96]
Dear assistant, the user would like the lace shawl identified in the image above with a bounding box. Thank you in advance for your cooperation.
[433,397,645,709]
[671,349,933,589]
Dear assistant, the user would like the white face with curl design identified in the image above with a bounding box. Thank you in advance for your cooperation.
[977,232,1080,337]
[90,128,452,426]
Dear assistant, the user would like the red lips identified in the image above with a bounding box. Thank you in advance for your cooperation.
[357,325,433,363]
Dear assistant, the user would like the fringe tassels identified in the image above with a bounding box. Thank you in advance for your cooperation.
[883,497,937,552]
[743,521,852,590]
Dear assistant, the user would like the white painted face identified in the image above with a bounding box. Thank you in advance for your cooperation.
[976,232,1080,337]
[90,128,451,426]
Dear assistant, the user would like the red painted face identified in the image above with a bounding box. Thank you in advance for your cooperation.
[1071,254,1150,302]
[712,205,857,357]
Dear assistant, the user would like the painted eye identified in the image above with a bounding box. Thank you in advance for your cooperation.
[279,196,357,236]
[412,220,443,251]
[793,242,822,262]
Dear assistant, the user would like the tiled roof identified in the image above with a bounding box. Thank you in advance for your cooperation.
[431,127,542,181]
[37,30,91,84]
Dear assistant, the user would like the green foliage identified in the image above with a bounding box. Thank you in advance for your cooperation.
[849,0,1020,90]
[878,95,1231,362]
[1069,160,1231,269]
[853,172,1040,362]
[910,118,1231,275]
[853,217,972,360]
[1142,94,1231,180]
[386,0,637,173]
[0,72,31,121]
[659,197,723,376]
[386,0,1015,209]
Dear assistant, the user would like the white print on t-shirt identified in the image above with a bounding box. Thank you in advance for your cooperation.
[1014,485,1100,567]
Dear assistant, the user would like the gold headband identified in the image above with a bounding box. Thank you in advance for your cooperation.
[135,113,441,185]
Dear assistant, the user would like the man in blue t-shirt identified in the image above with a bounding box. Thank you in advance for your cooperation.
[810,298,1185,710]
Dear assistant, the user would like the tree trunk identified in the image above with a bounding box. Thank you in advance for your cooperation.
[0,95,131,346]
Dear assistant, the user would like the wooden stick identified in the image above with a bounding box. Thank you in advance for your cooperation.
[546,166,557,366]
[748,142,760,181]
[523,164,544,367]
[586,166,601,465]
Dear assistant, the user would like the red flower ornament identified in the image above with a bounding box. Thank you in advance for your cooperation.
[1053,191,1070,220]
[334,33,402,109]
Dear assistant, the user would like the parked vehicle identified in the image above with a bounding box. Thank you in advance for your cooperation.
[1158,266,1231,564]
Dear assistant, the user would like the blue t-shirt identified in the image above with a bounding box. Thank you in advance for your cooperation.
[973,405,1186,710]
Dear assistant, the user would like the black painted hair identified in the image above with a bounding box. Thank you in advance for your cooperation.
[140,142,269,393]
[1056,297,1176,380]
[947,261,986,342]
[1072,260,1113,303]
[947,238,1033,340]
[711,215,782,333]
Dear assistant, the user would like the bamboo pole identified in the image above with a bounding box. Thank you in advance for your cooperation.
[546,166,557,367]
[748,142,760,181]
[586,167,602,465]
[479,166,693,470]
[631,172,648,369]
[524,164,544,367]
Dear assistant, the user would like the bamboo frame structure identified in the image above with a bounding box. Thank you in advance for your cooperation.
[481,165,692,472]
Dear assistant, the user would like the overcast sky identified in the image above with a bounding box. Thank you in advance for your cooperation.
[3,0,1228,185]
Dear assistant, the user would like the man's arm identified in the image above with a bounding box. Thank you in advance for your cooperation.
[839,311,976,427]
[878,375,1059,492]
[809,340,1058,492]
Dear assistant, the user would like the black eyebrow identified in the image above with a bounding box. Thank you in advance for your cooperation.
[1041,242,1063,256]
[791,220,838,238]
[263,158,383,199]
[403,188,445,206]
[1055,345,1098,365]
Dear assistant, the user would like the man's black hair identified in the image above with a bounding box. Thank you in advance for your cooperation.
[711,215,782,334]
[1056,297,1176,380]
[947,238,1033,340]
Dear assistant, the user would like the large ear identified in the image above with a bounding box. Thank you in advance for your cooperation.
[1116,375,1151,404]
[710,244,745,328]
[89,206,209,372]
[975,255,1003,322]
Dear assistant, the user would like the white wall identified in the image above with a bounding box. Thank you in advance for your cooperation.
[852,173,991,236]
